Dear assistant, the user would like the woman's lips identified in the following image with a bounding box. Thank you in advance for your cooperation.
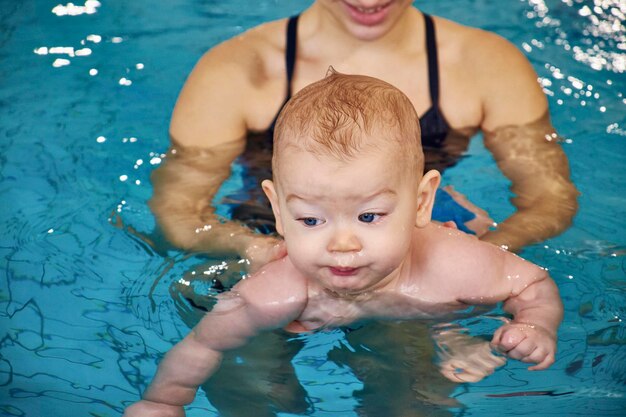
[343,1,392,26]
[329,266,359,276]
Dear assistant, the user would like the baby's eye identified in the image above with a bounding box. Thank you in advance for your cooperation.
[299,217,323,227]
[358,213,382,223]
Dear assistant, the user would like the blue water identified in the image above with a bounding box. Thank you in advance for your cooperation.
[1,1,625,416]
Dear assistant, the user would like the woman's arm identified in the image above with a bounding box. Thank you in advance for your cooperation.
[481,114,579,252]
[149,140,285,269]
[474,32,579,251]
[149,37,285,269]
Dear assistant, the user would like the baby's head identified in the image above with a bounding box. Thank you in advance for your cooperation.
[273,69,424,181]
[263,71,440,296]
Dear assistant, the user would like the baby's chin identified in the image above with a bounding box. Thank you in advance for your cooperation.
[306,264,398,298]
[319,277,379,299]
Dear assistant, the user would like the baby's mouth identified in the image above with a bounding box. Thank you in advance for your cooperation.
[329,266,359,276]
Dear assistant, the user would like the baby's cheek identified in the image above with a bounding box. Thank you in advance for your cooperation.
[285,240,319,273]
[373,234,410,262]
[372,248,407,276]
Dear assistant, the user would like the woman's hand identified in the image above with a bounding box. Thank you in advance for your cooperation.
[443,185,495,237]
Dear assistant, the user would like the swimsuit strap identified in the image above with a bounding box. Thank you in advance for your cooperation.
[268,14,299,132]
[423,13,440,106]
[285,14,299,99]
[418,13,452,154]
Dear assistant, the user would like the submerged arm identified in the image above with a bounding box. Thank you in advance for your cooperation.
[149,141,282,265]
[474,32,578,252]
[481,115,579,252]
[149,42,284,268]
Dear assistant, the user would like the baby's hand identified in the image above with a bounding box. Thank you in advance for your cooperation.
[434,328,506,383]
[491,322,556,370]
[123,400,185,417]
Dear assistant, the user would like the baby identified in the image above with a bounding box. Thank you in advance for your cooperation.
[125,71,563,416]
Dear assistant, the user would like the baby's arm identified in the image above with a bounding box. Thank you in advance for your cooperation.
[426,226,563,370]
[123,258,307,417]
[459,242,562,370]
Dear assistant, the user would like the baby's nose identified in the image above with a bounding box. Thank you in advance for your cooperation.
[327,227,362,253]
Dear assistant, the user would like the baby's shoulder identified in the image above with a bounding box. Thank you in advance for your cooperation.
[238,257,309,314]
[412,223,479,252]
[411,224,507,276]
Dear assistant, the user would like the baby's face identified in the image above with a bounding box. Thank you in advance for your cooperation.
[265,146,419,296]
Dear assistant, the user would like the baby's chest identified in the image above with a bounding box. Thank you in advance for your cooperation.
[296,298,364,330]
[295,293,467,331]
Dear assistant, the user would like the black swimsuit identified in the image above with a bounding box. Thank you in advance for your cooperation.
[269,13,452,147]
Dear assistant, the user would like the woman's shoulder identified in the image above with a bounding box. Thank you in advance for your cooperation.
[433,15,523,64]
[170,17,292,145]
[431,14,544,126]
[195,18,289,81]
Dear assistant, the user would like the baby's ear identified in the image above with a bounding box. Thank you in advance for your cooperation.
[415,170,441,228]
[261,179,284,236]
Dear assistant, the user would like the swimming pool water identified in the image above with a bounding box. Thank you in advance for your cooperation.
[1,1,625,416]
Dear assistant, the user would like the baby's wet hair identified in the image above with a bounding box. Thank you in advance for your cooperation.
[273,68,424,175]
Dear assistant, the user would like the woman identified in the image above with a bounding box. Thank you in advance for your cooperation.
[149,0,578,269]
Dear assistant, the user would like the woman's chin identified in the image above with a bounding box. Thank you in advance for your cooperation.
[327,0,409,42]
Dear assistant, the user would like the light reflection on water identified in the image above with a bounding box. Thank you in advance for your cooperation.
[1,1,625,416]
[527,0,625,72]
